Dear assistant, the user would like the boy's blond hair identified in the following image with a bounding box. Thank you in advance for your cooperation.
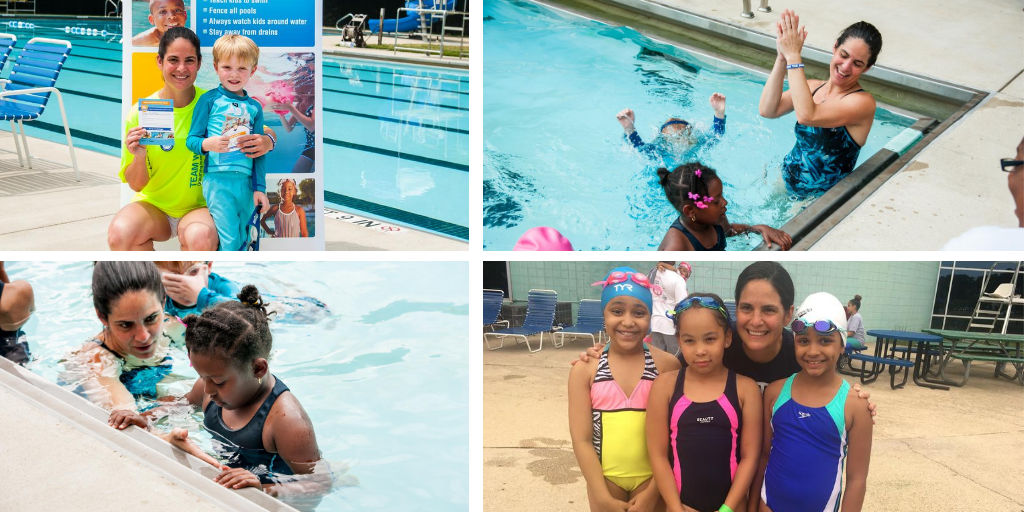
[154,261,202,274]
[212,33,259,68]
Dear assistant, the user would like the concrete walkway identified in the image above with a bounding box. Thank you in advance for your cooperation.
[0,132,466,251]
[482,336,1024,511]
[323,33,470,69]
[597,0,1024,248]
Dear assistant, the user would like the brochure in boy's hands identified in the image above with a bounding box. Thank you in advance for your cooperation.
[138,98,174,146]
[220,113,250,163]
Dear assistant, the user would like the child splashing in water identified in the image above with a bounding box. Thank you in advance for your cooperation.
[657,162,793,251]
[569,267,681,512]
[753,292,872,512]
[617,93,728,168]
[646,294,762,512]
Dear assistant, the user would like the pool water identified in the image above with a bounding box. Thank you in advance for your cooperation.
[0,18,122,156]
[483,0,916,250]
[324,56,469,240]
[6,261,469,512]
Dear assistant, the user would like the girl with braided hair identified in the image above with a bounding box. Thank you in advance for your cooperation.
[166,284,324,494]
[656,162,793,251]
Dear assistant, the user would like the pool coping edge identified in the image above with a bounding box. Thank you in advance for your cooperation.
[0,357,298,512]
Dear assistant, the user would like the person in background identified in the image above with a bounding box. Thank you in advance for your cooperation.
[648,261,690,355]
[942,135,1024,250]
[846,294,866,350]
[0,262,35,365]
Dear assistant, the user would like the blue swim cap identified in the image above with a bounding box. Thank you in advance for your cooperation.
[594,266,654,314]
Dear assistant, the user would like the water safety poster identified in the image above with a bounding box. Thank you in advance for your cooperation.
[122,0,324,250]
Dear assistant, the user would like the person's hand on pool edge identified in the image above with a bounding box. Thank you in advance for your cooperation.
[215,466,262,490]
[161,428,224,468]
[108,408,147,430]
[616,108,636,134]
[752,224,793,250]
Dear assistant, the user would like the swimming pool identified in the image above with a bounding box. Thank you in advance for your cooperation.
[483,0,917,250]
[7,260,469,512]
[0,17,121,156]
[323,56,469,240]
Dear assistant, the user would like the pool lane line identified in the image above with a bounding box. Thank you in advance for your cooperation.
[324,65,467,84]
[49,87,119,103]
[61,67,122,79]
[18,119,120,149]
[323,76,469,96]
[324,189,468,240]
[325,89,468,111]
[325,107,469,135]
[324,137,468,172]
[325,61,469,82]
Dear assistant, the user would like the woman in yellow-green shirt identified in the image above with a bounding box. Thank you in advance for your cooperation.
[109,27,274,251]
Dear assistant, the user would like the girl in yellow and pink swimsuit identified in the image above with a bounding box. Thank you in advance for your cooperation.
[568,266,681,512]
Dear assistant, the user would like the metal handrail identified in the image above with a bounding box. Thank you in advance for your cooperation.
[741,0,770,19]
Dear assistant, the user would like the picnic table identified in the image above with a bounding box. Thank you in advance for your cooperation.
[923,329,1024,387]
[845,330,947,390]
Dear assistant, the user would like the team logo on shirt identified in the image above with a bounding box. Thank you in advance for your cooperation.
[798,411,811,419]
[696,416,714,423]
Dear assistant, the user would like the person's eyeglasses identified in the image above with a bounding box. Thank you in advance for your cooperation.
[791,318,839,335]
[1000,159,1023,172]
[666,296,729,321]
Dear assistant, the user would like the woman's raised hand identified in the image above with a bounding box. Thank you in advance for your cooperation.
[776,9,808,64]
[125,126,149,160]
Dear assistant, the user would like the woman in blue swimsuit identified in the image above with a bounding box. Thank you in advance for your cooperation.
[759,10,883,196]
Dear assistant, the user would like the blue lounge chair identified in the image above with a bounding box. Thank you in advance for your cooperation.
[483,289,509,332]
[0,33,16,72]
[554,299,604,348]
[0,37,79,180]
[483,289,556,353]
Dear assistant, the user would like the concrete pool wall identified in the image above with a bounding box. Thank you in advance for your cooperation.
[0,357,298,511]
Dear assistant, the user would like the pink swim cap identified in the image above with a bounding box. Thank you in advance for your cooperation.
[513,227,574,251]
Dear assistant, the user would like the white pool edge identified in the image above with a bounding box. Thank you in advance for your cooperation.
[0,357,298,512]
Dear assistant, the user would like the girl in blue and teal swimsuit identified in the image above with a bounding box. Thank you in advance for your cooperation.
[646,293,762,512]
[753,292,872,512]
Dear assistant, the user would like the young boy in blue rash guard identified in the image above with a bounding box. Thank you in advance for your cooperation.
[186,34,269,251]
[616,93,727,168]
[154,261,240,318]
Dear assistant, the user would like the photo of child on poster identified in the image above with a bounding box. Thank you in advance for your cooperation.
[261,177,315,239]
[132,0,190,47]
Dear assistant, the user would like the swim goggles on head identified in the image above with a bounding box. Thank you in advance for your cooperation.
[660,119,690,132]
[666,296,729,321]
[791,318,840,335]
[592,271,659,293]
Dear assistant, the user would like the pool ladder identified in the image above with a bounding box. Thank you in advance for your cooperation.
[105,0,121,17]
[740,0,770,18]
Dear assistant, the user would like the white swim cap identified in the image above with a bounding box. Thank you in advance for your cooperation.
[793,292,848,344]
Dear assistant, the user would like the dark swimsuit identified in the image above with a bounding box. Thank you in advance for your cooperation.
[668,369,743,512]
[782,83,866,196]
[204,375,295,484]
[93,338,173,399]
[669,217,726,251]
[0,280,30,365]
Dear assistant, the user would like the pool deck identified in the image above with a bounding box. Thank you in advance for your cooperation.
[482,335,1024,511]
[576,0,1024,249]
[0,132,467,251]
[323,34,470,69]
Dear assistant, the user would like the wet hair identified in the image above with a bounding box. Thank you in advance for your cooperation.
[734,262,795,310]
[849,294,862,311]
[657,162,720,216]
[835,21,882,68]
[153,261,202,274]
[674,292,732,331]
[158,27,201,64]
[183,285,272,369]
[92,261,165,319]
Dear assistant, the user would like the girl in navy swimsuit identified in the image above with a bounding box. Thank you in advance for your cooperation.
[656,162,792,251]
[646,293,763,512]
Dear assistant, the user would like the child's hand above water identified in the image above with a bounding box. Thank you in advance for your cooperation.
[160,428,223,468]
[710,93,727,119]
[108,409,147,430]
[162,272,205,307]
[215,466,262,490]
[202,135,231,154]
[616,108,637,134]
